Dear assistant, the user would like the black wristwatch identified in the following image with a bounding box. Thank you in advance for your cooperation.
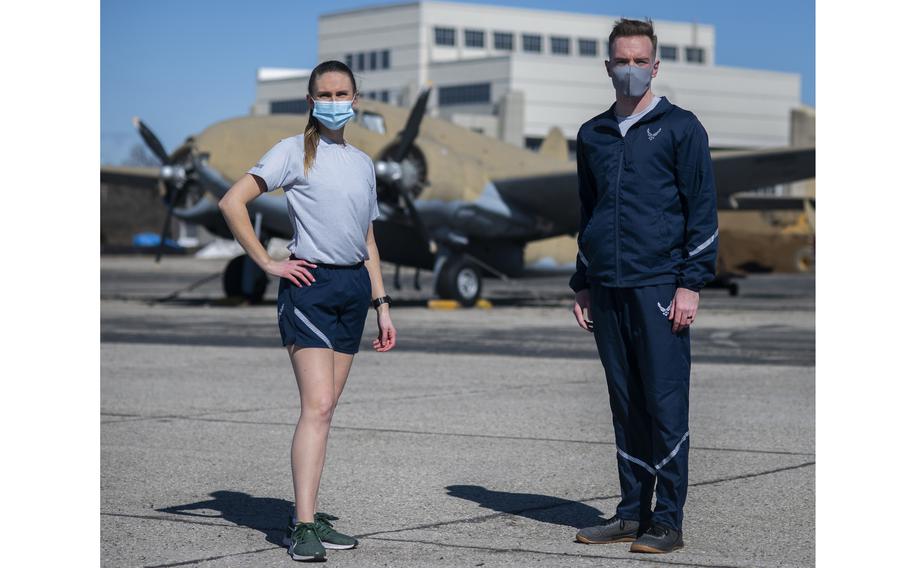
[371,295,392,310]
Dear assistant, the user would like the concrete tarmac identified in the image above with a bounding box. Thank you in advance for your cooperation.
[101,256,815,567]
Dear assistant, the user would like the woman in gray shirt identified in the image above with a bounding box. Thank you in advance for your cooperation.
[219,60,396,561]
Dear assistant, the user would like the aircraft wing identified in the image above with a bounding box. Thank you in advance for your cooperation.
[711,146,815,207]
[485,145,816,236]
[100,165,160,189]
[484,173,579,236]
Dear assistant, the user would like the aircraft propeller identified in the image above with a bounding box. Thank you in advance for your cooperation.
[132,117,193,262]
[374,87,434,251]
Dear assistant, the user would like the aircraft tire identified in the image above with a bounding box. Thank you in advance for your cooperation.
[437,257,482,307]
[223,254,269,303]
[794,246,815,273]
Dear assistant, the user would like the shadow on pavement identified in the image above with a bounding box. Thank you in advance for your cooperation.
[157,490,290,546]
[446,485,606,529]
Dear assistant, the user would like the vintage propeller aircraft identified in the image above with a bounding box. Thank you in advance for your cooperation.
[100,88,815,305]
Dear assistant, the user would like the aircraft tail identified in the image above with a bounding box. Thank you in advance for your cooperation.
[538,126,568,161]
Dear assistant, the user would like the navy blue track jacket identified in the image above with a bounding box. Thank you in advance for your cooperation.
[570,97,719,293]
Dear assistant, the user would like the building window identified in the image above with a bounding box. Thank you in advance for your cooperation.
[369,51,378,70]
[359,111,386,134]
[381,49,390,69]
[438,83,491,106]
[660,45,678,61]
[464,29,485,48]
[344,53,353,68]
[494,31,513,50]
[270,99,309,114]
[435,26,456,46]
[524,136,543,151]
[356,52,365,71]
[551,36,570,55]
[686,46,705,63]
[578,38,597,57]
[380,90,389,103]
[522,33,542,53]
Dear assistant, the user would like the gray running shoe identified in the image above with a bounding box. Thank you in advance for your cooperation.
[630,523,684,553]
[576,516,640,544]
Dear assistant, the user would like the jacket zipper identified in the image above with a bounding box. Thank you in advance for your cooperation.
[615,143,624,285]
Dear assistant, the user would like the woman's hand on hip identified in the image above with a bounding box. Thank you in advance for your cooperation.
[265,258,317,287]
[373,306,396,352]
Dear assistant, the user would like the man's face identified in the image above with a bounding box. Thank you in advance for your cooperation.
[606,35,659,80]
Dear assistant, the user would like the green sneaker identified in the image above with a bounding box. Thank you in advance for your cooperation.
[286,522,326,562]
[283,513,335,546]
[313,513,358,550]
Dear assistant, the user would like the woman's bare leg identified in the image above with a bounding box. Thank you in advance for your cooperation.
[288,346,336,524]
[331,351,355,404]
[310,352,356,516]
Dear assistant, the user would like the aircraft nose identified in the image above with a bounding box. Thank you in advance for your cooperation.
[160,165,187,185]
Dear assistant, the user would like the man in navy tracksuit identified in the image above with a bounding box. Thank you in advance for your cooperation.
[571,19,718,554]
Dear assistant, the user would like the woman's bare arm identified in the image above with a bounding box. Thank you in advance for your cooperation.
[218,174,316,287]
[364,223,396,351]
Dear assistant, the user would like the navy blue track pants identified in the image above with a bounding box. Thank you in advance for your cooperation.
[590,283,691,530]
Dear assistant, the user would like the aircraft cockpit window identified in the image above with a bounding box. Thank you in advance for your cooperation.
[359,111,386,134]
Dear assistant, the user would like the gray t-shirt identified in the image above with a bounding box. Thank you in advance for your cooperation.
[615,95,663,137]
[248,134,380,264]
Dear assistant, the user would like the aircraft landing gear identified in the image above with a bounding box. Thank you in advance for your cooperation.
[706,272,740,296]
[435,256,482,307]
[223,254,269,303]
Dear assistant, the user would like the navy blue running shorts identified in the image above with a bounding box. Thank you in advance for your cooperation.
[276,262,372,354]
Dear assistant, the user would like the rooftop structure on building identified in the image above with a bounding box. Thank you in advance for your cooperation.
[252,1,803,151]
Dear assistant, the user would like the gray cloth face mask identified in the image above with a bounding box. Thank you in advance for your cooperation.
[610,64,653,97]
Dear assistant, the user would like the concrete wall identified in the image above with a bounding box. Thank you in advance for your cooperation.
[252,76,309,116]
[426,55,511,118]
[420,1,714,64]
[319,2,423,106]
[262,1,804,150]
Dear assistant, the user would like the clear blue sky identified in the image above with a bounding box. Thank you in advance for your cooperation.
[101,0,815,164]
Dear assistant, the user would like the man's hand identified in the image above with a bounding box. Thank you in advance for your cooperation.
[573,289,594,332]
[668,288,699,333]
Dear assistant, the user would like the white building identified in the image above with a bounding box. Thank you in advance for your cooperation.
[253,1,803,150]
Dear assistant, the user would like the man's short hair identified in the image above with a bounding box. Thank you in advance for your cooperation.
[608,18,658,59]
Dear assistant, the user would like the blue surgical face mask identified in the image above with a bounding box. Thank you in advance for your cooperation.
[610,63,654,97]
[312,100,355,130]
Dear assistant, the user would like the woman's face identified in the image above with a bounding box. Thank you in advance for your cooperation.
[308,71,357,108]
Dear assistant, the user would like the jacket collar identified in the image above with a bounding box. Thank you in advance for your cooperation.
[598,96,673,134]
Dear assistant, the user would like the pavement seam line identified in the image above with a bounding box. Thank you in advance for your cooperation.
[103,414,814,458]
[99,378,593,422]
[142,545,275,568]
[102,461,816,544]
[103,466,813,566]
[101,512,265,530]
[355,461,815,539]
[368,536,748,568]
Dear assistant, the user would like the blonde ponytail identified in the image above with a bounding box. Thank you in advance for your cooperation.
[303,111,320,176]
